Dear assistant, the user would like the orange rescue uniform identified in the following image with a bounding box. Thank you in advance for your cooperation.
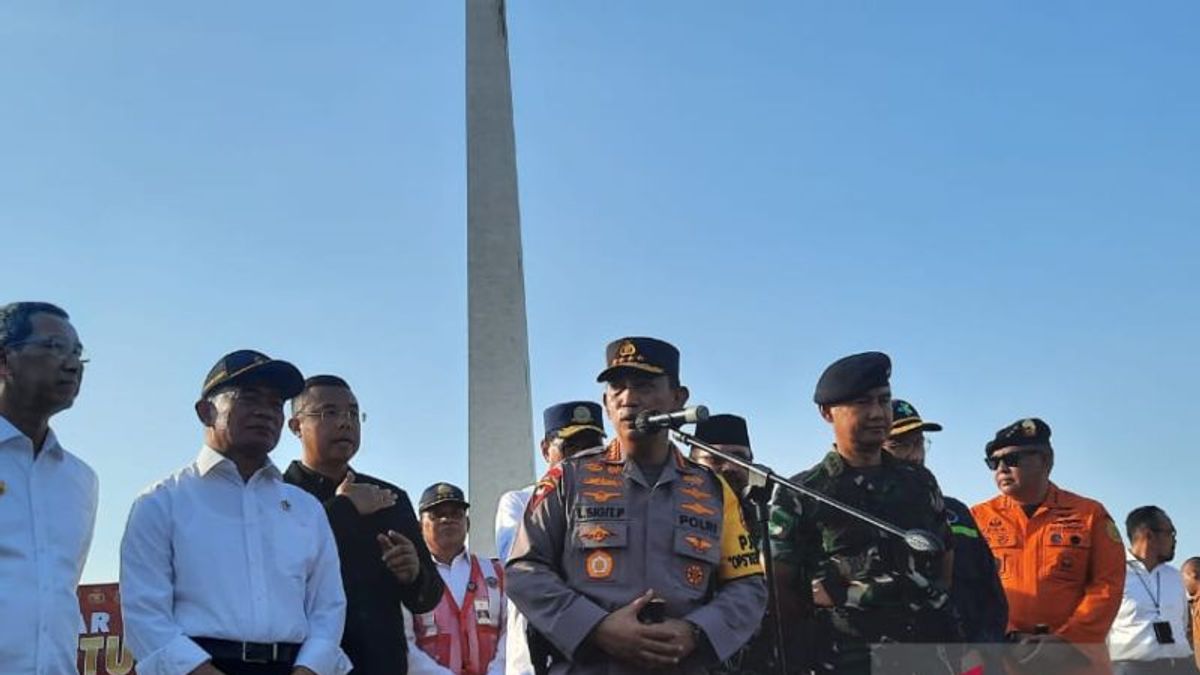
[972,483,1125,668]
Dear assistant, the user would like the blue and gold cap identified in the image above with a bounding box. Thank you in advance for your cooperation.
[544,401,605,439]
[813,351,891,405]
[596,336,680,383]
[201,349,304,399]
[419,482,469,512]
[985,418,1052,457]
[890,399,943,437]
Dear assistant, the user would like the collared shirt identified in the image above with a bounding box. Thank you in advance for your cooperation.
[403,550,508,675]
[284,461,443,675]
[120,446,351,675]
[496,485,536,675]
[1107,551,1192,662]
[0,416,98,675]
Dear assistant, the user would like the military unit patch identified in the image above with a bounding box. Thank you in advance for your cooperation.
[583,490,622,503]
[582,476,622,488]
[679,487,713,501]
[681,502,716,517]
[579,526,615,543]
[683,534,713,554]
[585,550,614,580]
[684,564,705,588]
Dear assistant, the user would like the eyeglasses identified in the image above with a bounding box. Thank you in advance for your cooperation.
[5,336,88,364]
[296,410,367,424]
[985,449,1044,471]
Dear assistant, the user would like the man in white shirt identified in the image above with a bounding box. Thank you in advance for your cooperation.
[406,482,506,675]
[1107,506,1195,674]
[0,301,98,674]
[493,402,604,675]
[121,350,351,675]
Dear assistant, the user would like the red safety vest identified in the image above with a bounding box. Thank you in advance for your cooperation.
[413,554,505,675]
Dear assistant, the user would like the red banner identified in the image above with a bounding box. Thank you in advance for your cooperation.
[76,583,136,675]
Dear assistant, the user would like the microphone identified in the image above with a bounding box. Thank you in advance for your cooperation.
[634,406,710,433]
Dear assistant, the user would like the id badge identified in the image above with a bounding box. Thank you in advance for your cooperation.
[1152,621,1175,644]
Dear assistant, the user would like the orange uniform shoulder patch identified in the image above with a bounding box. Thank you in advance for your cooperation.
[582,476,622,488]
[583,490,622,503]
[680,486,713,500]
[681,502,717,516]
[585,550,614,579]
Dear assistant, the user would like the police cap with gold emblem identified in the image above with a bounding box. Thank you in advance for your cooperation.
[890,399,943,437]
[419,482,470,512]
[596,336,680,383]
[985,417,1052,457]
[813,351,891,405]
[544,401,605,439]
[694,414,751,447]
[201,349,305,399]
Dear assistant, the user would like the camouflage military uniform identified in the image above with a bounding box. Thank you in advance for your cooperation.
[506,441,767,675]
[769,448,961,674]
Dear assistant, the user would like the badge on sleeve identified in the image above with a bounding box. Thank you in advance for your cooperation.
[585,550,614,580]
[684,564,705,588]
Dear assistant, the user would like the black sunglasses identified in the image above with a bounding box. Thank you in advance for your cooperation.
[985,449,1045,470]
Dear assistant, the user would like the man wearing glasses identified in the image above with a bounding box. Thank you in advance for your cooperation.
[971,418,1125,674]
[1106,506,1195,673]
[0,301,98,675]
[121,350,351,675]
[884,400,1008,648]
[284,375,444,674]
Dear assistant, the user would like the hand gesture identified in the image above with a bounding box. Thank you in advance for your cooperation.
[377,530,421,584]
[337,470,397,515]
[591,590,691,669]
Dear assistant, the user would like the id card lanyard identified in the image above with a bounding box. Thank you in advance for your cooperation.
[1131,561,1162,618]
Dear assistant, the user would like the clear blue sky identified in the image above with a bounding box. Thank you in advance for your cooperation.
[2,3,1196,584]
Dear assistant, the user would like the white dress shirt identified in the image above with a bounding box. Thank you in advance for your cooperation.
[495,485,535,675]
[0,416,98,675]
[120,446,351,675]
[1107,551,1193,662]
[403,550,507,675]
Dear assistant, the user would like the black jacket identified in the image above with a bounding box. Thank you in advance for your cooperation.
[284,461,443,674]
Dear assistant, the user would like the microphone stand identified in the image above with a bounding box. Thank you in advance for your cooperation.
[670,427,945,675]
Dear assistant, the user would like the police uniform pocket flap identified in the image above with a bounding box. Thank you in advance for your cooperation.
[573,522,627,549]
[673,528,720,564]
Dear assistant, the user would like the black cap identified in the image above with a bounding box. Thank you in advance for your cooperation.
[890,399,943,437]
[201,350,304,399]
[596,337,680,383]
[985,418,1052,457]
[694,414,751,447]
[813,351,892,405]
[419,482,469,512]
[544,401,605,439]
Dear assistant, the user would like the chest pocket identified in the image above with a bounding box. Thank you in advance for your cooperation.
[1043,526,1091,582]
[672,527,721,599]
[980,523,1020,581]
[572,521,627,584]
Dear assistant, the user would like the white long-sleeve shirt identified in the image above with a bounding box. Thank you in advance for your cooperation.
[1107,551,1193,662]
[403,550,507,675]
[0,416,98,675]
[120,446,351,675]
[495,485,535,675]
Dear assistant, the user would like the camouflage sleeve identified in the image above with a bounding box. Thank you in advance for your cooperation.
[505,463,609,659]
[768,484,804,566]
[922,468,954,553]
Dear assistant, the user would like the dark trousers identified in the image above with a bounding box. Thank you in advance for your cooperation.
[1113,658,1200,675]
[210,659,293,675]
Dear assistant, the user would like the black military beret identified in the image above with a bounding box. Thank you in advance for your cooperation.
[543,401,605,439]
[694,414,751,447]
[813,351,892,405]
[985,417,1052,457]
[596,336,680,383]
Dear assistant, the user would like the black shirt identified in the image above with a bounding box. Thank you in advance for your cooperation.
[284,461,443,675]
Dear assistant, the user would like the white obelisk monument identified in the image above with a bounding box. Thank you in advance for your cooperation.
[467,0,534,556]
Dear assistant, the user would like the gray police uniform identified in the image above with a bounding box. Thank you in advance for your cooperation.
[506,442,767,675]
